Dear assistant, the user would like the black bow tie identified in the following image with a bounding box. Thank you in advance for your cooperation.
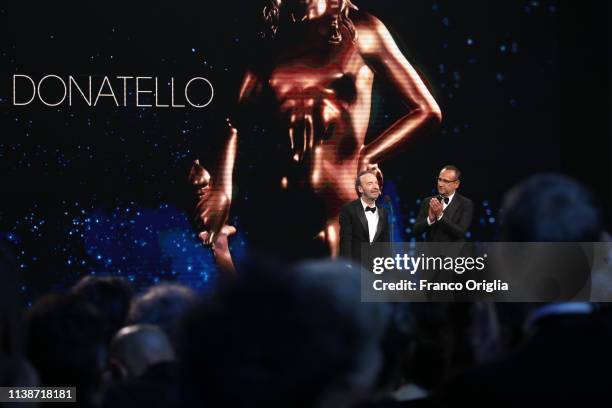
[365,206,377,213]
[438,196,449,204]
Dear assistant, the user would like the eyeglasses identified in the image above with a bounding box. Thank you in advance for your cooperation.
[437,177,458,184]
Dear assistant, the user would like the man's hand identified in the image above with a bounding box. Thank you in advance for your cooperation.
[430,198,444,220]
[427,203,437,224]
[189,160,236,246]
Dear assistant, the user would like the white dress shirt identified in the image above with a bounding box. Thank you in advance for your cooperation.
[427,192,455,225]
[360,197,379,243]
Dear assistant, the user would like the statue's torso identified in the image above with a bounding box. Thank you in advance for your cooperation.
[261,25,374,207]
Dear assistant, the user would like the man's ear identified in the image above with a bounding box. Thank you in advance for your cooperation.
[357,185,364,194]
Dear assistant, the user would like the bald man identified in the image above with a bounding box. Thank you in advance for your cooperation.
[109,324,175,379]
[104,325,179,407]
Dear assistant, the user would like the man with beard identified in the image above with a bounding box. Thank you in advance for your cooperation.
[339,170,390,270]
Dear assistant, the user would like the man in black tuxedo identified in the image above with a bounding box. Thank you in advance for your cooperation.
[339,171,391,270]
[413,165,473,242]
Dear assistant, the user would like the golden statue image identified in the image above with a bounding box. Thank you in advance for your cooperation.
[189,0,442,272]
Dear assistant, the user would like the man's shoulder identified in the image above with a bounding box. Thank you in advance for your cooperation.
[455,193,473,206]
[374,203,387,218]
[340,199,360,213]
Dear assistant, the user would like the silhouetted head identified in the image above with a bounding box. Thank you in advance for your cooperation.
[180,258,388,408]
[0,242,39,391]
[110,324,175,379]
[25,294,106,405]
[127,283,197,352]
[72,275,133,344]
[500,173,602,242]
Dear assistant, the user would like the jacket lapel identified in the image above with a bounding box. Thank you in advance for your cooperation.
[442,194,461,221]
[355,200,369,237]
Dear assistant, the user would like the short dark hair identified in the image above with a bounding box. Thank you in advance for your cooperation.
[180,259,388,408]
[26,294,106,400]
[72,276,133,344]
[127,283,197,352]
[355,170,376,195]
[441,165,461,180]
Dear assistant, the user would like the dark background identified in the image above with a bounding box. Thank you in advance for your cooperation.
[0,1,609,303]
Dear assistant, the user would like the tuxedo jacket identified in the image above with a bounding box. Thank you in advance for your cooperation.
[339,199,391,269]
[413,193,473,242]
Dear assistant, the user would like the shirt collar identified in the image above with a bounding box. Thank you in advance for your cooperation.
[360,197,377,210]
[444,191,456,204]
